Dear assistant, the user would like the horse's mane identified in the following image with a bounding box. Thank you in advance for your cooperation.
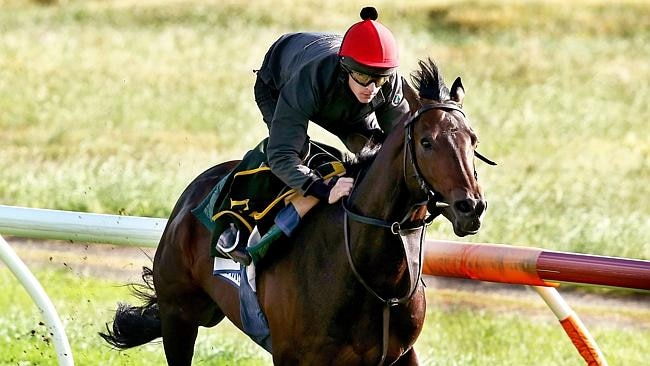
[410,58,450,101]
[344,142,381,178]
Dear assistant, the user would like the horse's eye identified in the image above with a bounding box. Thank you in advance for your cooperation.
[420,138,433,150]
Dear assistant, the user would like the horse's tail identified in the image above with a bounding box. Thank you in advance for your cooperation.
[99,266,161,349]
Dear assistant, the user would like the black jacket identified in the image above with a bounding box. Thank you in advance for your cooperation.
[255,32,410,197]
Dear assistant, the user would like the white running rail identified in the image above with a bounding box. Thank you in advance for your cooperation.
[0,205,166,247]
[0,204,167,365]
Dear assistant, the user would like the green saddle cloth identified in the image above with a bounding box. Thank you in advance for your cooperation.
[192,138,286,257]
[192,138,347,258]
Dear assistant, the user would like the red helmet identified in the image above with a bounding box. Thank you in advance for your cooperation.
[339,7,399,76]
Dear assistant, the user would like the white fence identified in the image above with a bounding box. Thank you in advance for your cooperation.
[0,205,167,366]
[1,235,74,366]
[0,205,166,247]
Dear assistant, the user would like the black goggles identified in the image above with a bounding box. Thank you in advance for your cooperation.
[343,65,392,87]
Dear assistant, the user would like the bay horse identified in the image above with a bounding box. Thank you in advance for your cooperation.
[101,59,487,365]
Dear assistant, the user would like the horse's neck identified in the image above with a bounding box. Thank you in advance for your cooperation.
[342,129,422,298]
[351,127,413,221]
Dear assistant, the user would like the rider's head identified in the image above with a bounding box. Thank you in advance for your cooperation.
[339,7,399,79]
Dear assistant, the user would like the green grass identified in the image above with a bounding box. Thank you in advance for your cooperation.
[1,0,649,364]
[0,266,272,365]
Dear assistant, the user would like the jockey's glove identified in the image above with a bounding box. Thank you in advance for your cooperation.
[303,178,332,201]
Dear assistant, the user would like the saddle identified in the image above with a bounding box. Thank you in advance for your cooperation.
[192,138,346,260]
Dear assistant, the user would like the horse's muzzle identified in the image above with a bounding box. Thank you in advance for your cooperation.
[450,198,486,236]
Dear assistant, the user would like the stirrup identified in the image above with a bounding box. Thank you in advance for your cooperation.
[216,224,252,265]
[216,224,239,253]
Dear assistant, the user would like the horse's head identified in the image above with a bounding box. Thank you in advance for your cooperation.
[404,59,489,237]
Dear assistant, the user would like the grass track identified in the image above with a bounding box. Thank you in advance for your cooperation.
[2,240,649,365]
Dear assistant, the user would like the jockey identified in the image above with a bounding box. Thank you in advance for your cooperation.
[220,7,410,264]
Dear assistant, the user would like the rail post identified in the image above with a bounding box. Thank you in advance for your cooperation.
[0,235,74,366]
[533,286,607,366]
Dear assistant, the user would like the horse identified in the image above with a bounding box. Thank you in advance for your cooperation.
[100,58,488,365]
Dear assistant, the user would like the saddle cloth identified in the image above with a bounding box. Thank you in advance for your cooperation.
[192,138,346,259]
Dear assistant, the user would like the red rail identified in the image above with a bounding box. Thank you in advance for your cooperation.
[423,240,650,291]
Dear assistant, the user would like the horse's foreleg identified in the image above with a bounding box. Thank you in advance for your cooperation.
[393,347,419,366]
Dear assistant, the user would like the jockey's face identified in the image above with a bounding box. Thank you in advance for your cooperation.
[348,74,380,104]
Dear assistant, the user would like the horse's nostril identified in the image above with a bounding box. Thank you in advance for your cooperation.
[476,200,486,216]
[454,200,473,214]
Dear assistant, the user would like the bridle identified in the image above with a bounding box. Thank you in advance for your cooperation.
[405,101,496,210]
[343,100,491,230]
[341,101,495,365]
[405,101,466,209]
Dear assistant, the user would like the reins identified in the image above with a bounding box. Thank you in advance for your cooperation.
[342,199,429,235]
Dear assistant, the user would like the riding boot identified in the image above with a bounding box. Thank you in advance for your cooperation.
[247,225,283,265]
[216,223,252,265]
[247,203,301,264]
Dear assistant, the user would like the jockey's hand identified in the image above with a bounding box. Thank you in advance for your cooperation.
[327,177,354,204]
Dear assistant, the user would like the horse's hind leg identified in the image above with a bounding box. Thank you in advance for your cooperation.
[160,312,198,366]
[159,302,226,366]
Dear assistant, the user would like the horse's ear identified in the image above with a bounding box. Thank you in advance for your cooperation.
[450,77,465,106]
[402,79,422,114]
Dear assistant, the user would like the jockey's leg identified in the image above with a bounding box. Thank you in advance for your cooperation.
[248,195,319,264]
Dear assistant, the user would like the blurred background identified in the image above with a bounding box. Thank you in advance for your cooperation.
[0,0,648,365]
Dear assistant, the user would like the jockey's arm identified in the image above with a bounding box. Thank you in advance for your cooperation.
[375,75,410,134]
[267,91,351,205]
